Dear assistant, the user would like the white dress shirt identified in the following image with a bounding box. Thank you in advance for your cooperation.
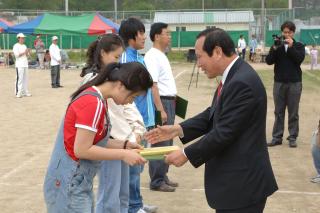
[49,43,61,66]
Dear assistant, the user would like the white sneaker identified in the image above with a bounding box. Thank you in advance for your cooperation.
[310,175,320,183]
[24,93,32,97]
[16,93,22,98]
[143,204,158,213]
[137,208,147,213]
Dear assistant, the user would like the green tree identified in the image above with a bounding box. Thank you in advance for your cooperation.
[122,0,155,10]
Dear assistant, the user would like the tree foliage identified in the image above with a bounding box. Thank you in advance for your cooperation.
[0,0,296,11]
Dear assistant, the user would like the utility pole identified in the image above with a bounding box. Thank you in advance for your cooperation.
[288,0,293,9]
[114,0,118,23]
[202,0,204,11]
[261,0,265,48]
[65,0,69,16]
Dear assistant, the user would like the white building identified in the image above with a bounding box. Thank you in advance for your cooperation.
[154,11,255,32]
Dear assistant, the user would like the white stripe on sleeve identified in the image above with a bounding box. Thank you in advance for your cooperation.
[92,98,103,129]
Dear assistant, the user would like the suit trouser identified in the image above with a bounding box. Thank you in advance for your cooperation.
[51,65,60,87]
[149,98,176,188]
[15,67,29,95]
[272,82,302,142]
[216,198,267,213]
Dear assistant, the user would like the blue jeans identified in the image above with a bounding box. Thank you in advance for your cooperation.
[129,127,154,213]
[96,160,129,213]
[311,131,320,175]
[128,165,143,213]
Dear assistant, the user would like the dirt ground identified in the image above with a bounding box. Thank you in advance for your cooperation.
[0,62,319,213]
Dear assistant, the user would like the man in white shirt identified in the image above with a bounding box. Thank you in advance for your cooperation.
[13,33,31,98]
[237,34,246,60]
[49,36,62,88]
[144,22,178,192]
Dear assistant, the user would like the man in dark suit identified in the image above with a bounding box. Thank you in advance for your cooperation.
[145,28,278,212]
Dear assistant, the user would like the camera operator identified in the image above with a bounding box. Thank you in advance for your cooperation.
[266,21,305,148]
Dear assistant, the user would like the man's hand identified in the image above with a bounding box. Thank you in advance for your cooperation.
[285,37,294,47]
[165,149,188,167]
[160,110,168,124]
[144,124,182,144]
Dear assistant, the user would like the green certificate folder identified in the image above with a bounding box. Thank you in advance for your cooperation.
[154,95,188,125]
[175,95,188,119]
[155,110,162,125]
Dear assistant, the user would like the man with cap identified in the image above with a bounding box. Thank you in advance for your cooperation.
[49,36,62,88]
[13,33,31,98]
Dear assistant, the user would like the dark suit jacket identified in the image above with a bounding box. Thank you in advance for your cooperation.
[180,58,278,210]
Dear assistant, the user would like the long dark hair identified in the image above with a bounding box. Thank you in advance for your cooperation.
[80,34,124,77]
[72,62,153,100]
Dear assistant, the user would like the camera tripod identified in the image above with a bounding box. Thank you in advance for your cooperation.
[188,60,200,90]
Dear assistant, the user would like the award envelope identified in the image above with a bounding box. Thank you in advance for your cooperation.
[139,146,180,160]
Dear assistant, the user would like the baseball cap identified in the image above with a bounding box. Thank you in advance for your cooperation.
[16,33,26,38]
[52,36,58,41]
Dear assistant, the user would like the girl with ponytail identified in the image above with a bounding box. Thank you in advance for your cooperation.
[43,62,153,212]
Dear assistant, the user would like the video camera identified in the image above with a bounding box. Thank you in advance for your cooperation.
[272,34,288,47]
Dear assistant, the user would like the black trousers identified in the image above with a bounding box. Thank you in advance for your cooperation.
[216,199,267,213]
[271,82,302,142]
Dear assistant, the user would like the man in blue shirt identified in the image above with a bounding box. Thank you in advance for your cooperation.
[119,17,157,213]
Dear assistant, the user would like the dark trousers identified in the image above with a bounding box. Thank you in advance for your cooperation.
[149,98,176,188]
[216,199,267,213]
[51,65,60,87]
[241,48,246,60]
[272,82,302,142]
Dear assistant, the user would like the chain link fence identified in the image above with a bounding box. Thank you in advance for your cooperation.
[0,8,319,50]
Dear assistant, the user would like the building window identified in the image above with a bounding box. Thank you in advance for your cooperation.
[176,26,186,31]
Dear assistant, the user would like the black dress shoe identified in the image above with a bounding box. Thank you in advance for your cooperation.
[165,179,179,187]
[289,140,297,148]
[57,85,63,87]
[267,140,282,147]
[150,183,175,192]
[52,85,58,88]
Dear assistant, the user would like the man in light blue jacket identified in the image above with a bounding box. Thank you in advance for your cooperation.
[119,17,157,213]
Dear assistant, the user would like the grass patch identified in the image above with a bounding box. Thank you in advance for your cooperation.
[167,50,188,62]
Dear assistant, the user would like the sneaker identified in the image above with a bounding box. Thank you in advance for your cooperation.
[142,204,158,213]
[165,179,179,187]
[150,183,175,192]
[310,175,320,183]
[16,94,22,98]
[137,208,147,213]
[24,93,32,97]
[289,140,297,148]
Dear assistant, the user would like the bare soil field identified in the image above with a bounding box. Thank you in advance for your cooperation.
[0,62,319,212]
